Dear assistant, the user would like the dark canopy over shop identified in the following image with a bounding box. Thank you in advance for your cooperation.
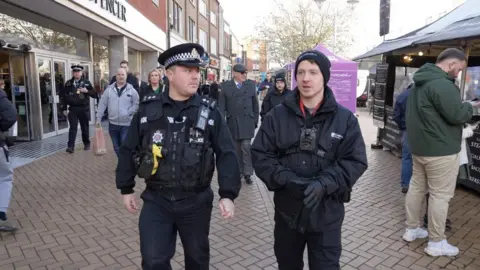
[353,0,480,60]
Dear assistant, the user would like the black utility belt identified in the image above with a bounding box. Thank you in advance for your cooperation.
[146,184,209,193]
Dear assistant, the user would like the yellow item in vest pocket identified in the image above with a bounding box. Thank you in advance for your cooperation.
[151,144,165,175]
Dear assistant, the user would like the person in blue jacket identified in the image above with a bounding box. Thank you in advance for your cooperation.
[393,83,413,193]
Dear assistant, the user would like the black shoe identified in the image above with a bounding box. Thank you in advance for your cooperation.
[446,218,452,231]
[84,144,91,151]
[423,214,428,228]
[66,147,74,154]
[402,187,409,194]
[245,175,253,185]
[0,219,18,232]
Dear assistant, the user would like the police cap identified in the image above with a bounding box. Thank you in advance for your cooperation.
[158,43,206,70]
[71,65,83,72]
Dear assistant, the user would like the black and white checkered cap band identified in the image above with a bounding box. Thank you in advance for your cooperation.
[165,52,201,67]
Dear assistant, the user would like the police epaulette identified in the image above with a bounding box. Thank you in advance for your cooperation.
[142,94,161,103]
[200,96,216,110]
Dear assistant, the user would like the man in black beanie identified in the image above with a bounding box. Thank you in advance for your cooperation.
[251,50,368,269]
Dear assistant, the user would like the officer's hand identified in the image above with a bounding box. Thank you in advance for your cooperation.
[303,181,325,208]
[122,194,138,214]
[79,87,88,93]
[286,178,310,199]
[63,110,68,117]
[219,198,234,219]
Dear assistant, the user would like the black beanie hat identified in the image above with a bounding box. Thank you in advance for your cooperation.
[294,50,331,85]
[275,73,286,82]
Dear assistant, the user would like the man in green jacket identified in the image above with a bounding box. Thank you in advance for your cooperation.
[403,48,480,257]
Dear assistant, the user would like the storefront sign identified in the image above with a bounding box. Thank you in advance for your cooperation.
[209,59,219,69]
[89,0,127,22]
[380,106,402,153]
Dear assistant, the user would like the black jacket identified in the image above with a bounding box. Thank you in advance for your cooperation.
[251,87,368,231]
[62,77,96,110]
[260,88,292,121]
[0,89,17,133]
[110,73,139,92]
[116,92,241,201]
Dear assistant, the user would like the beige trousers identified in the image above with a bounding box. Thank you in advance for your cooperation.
[405,154,459,242]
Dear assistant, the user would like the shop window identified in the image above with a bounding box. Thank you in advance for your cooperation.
[93,37,110,93]
[128,48,139,74]
[0,12,88,57]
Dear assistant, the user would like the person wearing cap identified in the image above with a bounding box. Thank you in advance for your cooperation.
[251,50,368,269]
[260,72,292,121]
[62,65,96,153]
[219,63,259,184]
[116,43,241,270]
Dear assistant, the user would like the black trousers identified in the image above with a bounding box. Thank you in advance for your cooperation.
[274,213,342,270]
[139,188,214,270]
[67,107,90,148]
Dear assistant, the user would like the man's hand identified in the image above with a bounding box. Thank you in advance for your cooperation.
[286,178,310,199]
[122,194,138,214]
[63,110,68,117]
[219,198,234,219]
[303,181,325,208]
[79,87,88,93]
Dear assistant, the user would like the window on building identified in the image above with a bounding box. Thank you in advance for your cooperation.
[210,37,217,55]
[199,29,208,51]
[224,35,230,53]
[152,0,159,6]
[199,0,207,17]
[210,12,216,26]
[172,2,183,33]
[188,17,196,42]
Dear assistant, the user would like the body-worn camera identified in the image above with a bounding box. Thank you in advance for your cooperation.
[195,100,215,131]
[300,127,318,152]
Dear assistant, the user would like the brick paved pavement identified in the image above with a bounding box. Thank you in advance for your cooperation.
[1,109,480,269]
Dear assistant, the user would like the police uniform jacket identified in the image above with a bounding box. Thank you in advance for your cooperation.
[251,87,368,232]
[218,79,259,140]
[62,78,96,110]
[116,92,241,201]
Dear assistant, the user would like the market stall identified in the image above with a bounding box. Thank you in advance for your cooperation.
[285,44,359,113]
[353,0,480,192]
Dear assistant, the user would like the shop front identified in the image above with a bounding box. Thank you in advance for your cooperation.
[207,57,220,82]
[0,0,166,141]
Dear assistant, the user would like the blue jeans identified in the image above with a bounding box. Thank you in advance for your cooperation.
[108,123,129,157]
[401,131,413,187]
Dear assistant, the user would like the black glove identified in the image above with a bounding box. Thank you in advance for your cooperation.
[286,178,310,198]
[303,181,325,208]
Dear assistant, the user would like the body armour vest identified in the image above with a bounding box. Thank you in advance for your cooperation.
[138,98,215,191]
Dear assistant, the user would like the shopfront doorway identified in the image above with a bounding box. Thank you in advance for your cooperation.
[0,49,31,140]
[36,55,94,137]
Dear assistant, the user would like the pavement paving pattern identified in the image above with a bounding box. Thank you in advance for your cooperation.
[1,109,480,269]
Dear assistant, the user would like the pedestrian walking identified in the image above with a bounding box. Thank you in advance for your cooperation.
[393,83,413,193]
[251,50,368,269]
[110,60,140,92]
[219,64,259,184]
[139,69,164,101]
[96,68,139,157]
[62,65,96,153]
[260,73,292,121]
[403,48,480,256]
[0,80,18,232]
[116,43,241,270]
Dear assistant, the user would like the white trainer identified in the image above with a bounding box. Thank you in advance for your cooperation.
[424,240,459,257]
[402,227,429,242]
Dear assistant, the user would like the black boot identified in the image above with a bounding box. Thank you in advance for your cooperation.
[66,147,74,154]
[84,143,91,151]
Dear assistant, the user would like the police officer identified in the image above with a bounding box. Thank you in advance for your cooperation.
[251,51,368,269]
[116,43,241,270]
[62,65,96,153]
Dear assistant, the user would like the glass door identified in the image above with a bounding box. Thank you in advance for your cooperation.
[9,53,30,140]
[37,57,69,137]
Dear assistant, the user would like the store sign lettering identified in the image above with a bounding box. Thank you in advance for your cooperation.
[89,0,127,22]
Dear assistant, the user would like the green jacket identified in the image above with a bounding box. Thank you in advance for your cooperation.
[406,63,473,157]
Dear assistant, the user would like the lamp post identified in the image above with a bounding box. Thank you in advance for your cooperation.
[313,0,358,53]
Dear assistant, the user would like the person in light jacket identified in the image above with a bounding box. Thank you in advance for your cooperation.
[96,68,139,157]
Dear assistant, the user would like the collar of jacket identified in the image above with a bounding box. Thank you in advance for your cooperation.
[159,91,202,108]
[283,86,338,119]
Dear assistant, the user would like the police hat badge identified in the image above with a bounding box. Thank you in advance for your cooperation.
[192,48,200,58]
